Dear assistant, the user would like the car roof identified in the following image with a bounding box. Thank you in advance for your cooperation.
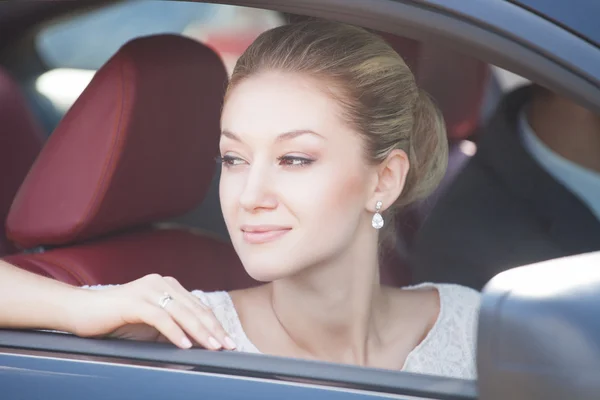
[510,0,600,47]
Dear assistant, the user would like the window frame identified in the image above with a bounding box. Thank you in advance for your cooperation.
[208,0,600,112]
[0,329,476,400]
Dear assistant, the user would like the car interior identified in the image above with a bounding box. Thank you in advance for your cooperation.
[0,66,45,258]
[0,1,508,289]
[1,1,600,399]
[3,32,256,291]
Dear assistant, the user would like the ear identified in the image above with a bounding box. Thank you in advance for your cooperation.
[366,149,409,212]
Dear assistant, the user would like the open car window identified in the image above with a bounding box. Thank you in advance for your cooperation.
[34,1,284,115]
[1,0,600,399]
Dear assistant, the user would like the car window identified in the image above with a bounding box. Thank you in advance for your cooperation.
[7,1,598,398]
[34,1,284,115]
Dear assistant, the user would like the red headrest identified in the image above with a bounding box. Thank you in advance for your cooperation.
[0,68,44,255]
[381,33,489,141]
[7,34,228,249]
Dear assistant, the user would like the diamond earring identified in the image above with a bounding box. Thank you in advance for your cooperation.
[372,201,384,229]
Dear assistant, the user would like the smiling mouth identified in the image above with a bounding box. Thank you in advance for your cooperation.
[241,226,291,244]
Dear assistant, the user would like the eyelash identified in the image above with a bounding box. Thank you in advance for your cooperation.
[277,155,315,167]
[217,155,245,167]
[217,155,315,168]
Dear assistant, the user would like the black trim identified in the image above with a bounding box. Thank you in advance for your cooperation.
[0,329,477,400]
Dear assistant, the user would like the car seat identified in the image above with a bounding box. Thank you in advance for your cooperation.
[3,34,256,291]
[0,67,45,257]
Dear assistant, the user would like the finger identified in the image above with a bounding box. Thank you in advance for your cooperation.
[136,304,193,350]
[132,275,226,350]
[191,299,236,350]
[163,277,236,350]
[156,295,223,351]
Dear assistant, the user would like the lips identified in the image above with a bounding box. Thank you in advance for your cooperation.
[240,225,291,244]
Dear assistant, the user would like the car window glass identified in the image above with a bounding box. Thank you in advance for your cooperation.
[35,1,284,114]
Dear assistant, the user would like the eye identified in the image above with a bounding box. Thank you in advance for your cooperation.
[277,155,315,167]
[218,154,247,167]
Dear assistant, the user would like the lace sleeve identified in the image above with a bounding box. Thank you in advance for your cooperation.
[402,283,481,380]
[190,290,260,353]
[455,285,480,380]
[80,284,121,290]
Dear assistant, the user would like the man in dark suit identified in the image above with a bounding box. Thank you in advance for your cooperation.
[412,84,600,290]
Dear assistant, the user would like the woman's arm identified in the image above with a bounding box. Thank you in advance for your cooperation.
[0,260,84,332]
[0,260,236,350]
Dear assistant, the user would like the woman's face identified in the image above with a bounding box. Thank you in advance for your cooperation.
[219,71,378,281]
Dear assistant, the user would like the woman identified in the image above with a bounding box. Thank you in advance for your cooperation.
[0,20,479,379]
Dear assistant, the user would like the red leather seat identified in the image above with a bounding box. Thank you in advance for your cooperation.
[381,35,488,142]
[3,34,256,291]
[378,34,489,286]
[0,67,45,257]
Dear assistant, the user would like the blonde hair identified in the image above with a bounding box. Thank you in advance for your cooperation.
[226,20,448,244]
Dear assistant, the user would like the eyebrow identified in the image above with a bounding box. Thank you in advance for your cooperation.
[220,129,326,143]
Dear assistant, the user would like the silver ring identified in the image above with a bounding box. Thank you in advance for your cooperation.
[158,292,173,309]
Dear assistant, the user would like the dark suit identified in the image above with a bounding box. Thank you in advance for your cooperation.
[412,85,600,290]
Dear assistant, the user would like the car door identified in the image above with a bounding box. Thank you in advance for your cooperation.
[0,329,476,400]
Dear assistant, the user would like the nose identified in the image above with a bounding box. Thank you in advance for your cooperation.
[239,163,277,213]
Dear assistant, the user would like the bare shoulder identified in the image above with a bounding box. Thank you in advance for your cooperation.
[383,285,441,336]
[227,284,272,323]
[228,284,268,307]
[384,284,440,315]
[384,283,481,334]
[391,283,480,307]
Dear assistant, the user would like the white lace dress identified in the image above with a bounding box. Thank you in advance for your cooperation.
[84,282,480,380]
[192,283,480,380]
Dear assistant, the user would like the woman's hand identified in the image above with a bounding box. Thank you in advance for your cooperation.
[68,274,236,350]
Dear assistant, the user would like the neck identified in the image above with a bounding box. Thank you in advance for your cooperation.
[268,225,385,365]
[527,93,600,173]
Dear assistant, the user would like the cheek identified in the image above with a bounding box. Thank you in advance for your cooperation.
[219,172,243,223]
[292,165,367,221]
[327,169,367,213]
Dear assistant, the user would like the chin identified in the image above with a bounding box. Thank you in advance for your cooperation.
[240,255,294,282]
[231,230,337,282]
[230,231,298,281]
